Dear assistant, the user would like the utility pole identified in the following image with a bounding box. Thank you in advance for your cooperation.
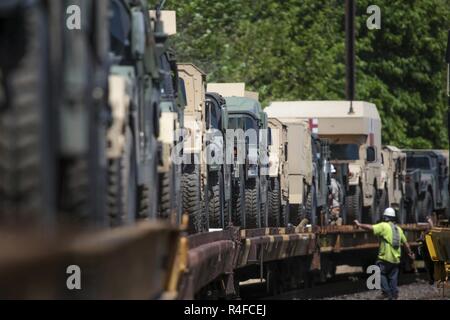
[345,0,356,114]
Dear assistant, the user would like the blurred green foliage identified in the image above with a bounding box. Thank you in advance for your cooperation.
[154,0,450,149]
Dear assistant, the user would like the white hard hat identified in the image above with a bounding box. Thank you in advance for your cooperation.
[383,207,396,217]
[331,164,336,173]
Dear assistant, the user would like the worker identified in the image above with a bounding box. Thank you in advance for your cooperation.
[354,208,415,300]
[329,165,342,225]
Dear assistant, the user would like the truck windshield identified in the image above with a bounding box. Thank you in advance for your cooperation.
[330,144,359,161]
[407,156,431,170]
[229,115,257,131]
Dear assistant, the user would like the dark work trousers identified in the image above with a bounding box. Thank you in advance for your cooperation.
[376,260,400,300]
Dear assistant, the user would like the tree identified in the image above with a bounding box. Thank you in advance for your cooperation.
[160,0,450,149]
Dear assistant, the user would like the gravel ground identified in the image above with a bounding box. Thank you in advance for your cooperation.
[323,278,450,300]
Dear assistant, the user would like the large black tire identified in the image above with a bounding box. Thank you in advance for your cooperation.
[231,166,245,227]
[182,165,202,233]
[281,203,289,227]
[345,185,363,224]
[245,179,260,229]
[158,170,172,220]
[407,191,420,223]
[0,5,54,225]
[208,171,224,228]
[397,196,406,224]
[107,126,137,226]
[305,184,318,226]
[419,191,433,222]
[260,200,268,228]
[268,178,281,227]
[367,186,380,224]
[379,188,389,217]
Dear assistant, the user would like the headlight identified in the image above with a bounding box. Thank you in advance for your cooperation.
[248,165,258,177]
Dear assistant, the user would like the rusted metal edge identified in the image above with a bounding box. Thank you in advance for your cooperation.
[0,221,179,300]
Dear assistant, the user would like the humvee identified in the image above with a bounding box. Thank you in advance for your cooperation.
[263,109,316,225]
[267,118,289,226]
[205,92,231,228]
[381,146,407,223]
[151,9,185,226]
[207,83,269,229]
[404,150,449,222]
[266,101,384,224]
[177,63,208,233]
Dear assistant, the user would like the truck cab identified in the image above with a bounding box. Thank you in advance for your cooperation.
[405,150,449,222]
[207,83,268,229]
[265,101,383,224]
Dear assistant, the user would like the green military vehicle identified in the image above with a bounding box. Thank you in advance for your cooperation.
[404,150,449,222]
[0,0,110,227]
[207,83,269,229]
[151,9,185,226]
[106,0,168,226]
[205,92,232,228]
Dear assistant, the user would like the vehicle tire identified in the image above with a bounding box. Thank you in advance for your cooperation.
[268,177,281,227]
[397,196,406,225]
[158,170,172,220]
[245,178,260,229]
[345,185,363,224]
[231,165,245,227]
[0,5,54,225]
[419,191,433,222]
[407,191,420,223]
[305,184,318,226]
[367,186,380,224]
[260,200,268,228]
[379,188,389,216]
[182,164,202,233]
[208,171,223,228]
[107,126,137,226]
[281,203,289,227]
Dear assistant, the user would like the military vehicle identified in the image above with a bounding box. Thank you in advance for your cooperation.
[267,118,289,226]
[177,63,208,233]
[381,146,407,223]
[105,0,169,227]
[266,101,384,224]
[205,92,231,228]
[263,109,316,226]
[310,123,332,225]
[404,150,449,222]
[207,83,269,229]
[151,9,185,226]
[0,1,110,227]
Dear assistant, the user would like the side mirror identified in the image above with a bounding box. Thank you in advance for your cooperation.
[367,146,376,163]
[268,127,273,146]
[221,108,228,130]
[131,11,145,58]
[178,78,187,109]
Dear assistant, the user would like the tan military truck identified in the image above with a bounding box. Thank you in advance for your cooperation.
[381,146,406,223]
[264,109,315,225]
[266,101,383,224]
[268,118,289,226]
[177,63,208,233]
